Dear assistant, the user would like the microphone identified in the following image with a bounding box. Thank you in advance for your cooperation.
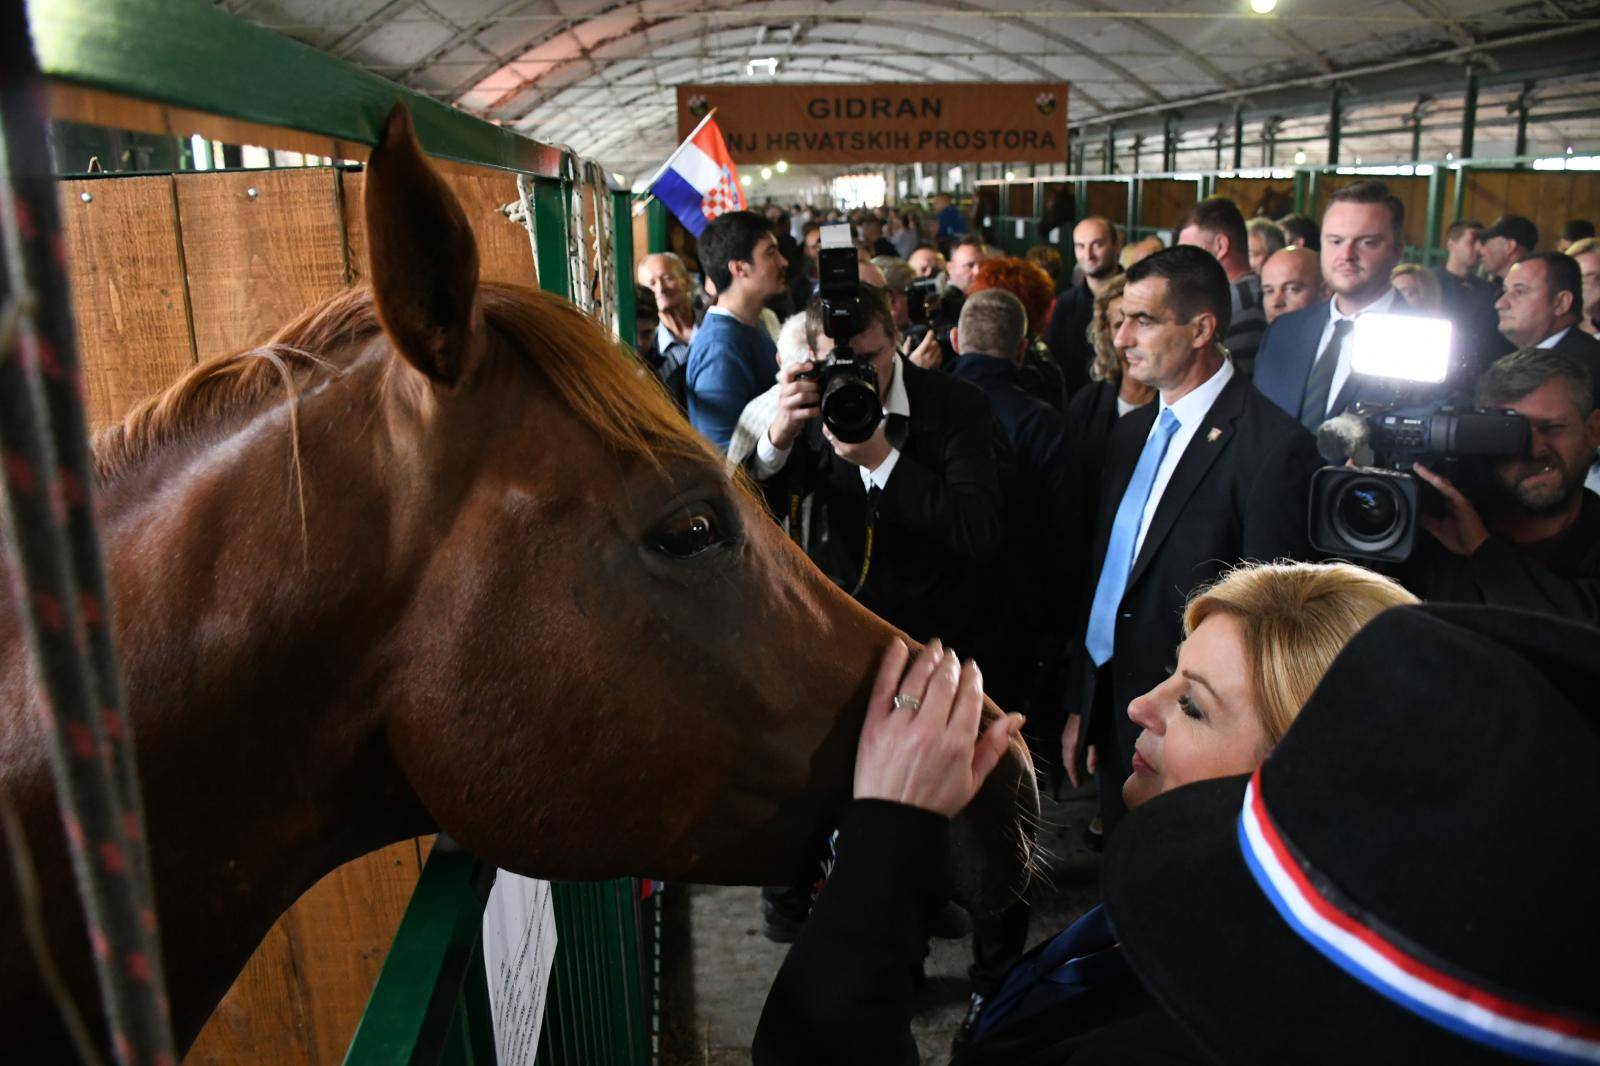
[1316,412,1374,467]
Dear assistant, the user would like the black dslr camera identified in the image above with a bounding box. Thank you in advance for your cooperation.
[904,276,958,368]
[1310,404,1528,562]
[798,223,883,444]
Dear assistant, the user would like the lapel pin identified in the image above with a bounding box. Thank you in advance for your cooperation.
[1207,427,1223,443]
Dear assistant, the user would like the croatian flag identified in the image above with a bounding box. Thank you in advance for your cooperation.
[648,115,745,237]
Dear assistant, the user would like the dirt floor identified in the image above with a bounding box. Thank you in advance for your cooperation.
[659,782,1103,1066]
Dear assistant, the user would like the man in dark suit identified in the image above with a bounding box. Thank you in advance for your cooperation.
[1404,347,1600,625]
[753,284,1003,939]
[1061,246,1319,835]
[1494,251,1600,407]
[1255,180,1428,427]
[757,285,1003,650]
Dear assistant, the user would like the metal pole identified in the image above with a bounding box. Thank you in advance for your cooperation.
[1232,106,1244,169]
[1461,65,1479,160]
[1424,163,1447,265]
[1513,80,1533,159]
[1327,86,1342,166]
[1104,123,1116,175]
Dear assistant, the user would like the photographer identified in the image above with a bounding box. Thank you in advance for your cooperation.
[1401,347,1600,623]
[872,255,953,370]
[752,282,1002,942]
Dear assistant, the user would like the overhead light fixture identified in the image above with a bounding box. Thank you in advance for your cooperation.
[741,174,752,187]
[1004,170,1015,180]
[761,166,773,179]
[747,57,778,77]
[775,160,789,173]
[1249,0,1276,12]
[1294,149,1307,164]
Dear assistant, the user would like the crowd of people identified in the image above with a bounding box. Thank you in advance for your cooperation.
[631,181,1600,1063]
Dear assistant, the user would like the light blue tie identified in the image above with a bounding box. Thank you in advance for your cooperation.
[1084,408,1181,666]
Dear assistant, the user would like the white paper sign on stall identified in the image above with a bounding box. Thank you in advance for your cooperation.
[481,871,559,1066]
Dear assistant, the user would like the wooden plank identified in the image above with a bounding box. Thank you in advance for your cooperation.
[341,168,538,289]
[186,840,431,1066]
[1139,179,1195,231]
[442,170,538,287]
[340,170,368,286]
[57,175,195,430]
[1082,181,1126,225]
[175,168,349,360]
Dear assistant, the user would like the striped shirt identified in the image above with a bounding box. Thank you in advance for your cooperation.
[1227,273,1267,377]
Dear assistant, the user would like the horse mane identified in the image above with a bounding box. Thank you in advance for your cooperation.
[94,282,714,485]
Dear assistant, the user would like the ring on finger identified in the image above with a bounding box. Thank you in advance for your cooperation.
[892,693,922,712]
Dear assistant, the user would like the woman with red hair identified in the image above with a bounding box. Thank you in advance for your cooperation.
[967,257,1080,409]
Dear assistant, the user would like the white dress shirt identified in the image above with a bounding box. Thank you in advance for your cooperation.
[1318,287,1400,416]
[1133,357,1235,558]
[1538,327,1573,350]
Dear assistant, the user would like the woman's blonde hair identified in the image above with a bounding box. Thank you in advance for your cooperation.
[1088,274,1128,383]
[1390,262,1443,312]
[1183,561,1417,746]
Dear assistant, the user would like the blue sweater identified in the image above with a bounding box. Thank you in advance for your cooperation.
[685,311,777,452]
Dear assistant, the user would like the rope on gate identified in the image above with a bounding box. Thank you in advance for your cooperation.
[0,9,175,1064]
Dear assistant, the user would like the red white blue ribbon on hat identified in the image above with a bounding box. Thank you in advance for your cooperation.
[1237,772,1600,1064]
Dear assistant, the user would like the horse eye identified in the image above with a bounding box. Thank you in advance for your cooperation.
[651,509,722,558]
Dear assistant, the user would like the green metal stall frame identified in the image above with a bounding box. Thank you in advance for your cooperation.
[975,156,1586,266]
[27,0,654,1062]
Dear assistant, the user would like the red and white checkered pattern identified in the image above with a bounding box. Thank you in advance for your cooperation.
[701,166,745,220]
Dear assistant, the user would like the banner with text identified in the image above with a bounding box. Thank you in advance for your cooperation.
[675,82,1069,165]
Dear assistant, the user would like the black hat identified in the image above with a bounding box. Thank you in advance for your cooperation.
[1103,604,1600,1065]
[1482,214,1540,251]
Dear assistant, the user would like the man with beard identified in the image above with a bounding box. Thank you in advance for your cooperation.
[1043,216,1121,377]
[1402,348,1600,624]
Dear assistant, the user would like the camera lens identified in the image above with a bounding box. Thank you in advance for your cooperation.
[820,368,883,444]
[1333,476,1406,549]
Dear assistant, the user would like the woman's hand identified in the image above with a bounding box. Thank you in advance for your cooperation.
[853,638,1024,818]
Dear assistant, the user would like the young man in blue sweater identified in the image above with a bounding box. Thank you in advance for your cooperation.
[687,211,788,451]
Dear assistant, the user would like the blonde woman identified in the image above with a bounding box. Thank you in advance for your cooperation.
[1390,262,1443,313]
[757,561,1418,1065]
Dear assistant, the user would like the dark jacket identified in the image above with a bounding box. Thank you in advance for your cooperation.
[1066,373,1320,789]
[1066,380,1153,520]
[949,354,1085,707]
[1043,280,1096,380]
[759,357,1003,649]
[752,801,1205,1066]
[1400,489,1600,626]
[1546,327,1600,408]
[1253,297,1466,422]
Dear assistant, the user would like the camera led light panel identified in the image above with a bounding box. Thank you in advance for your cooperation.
[1350,314,1452,384]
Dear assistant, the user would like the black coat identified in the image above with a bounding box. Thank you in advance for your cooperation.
[1400,489,1600,626]
[1043,280,1096,381]
[1066,372,1321,776]
[1547,326,1600,408]
[948,354,1086,708]
[752,801,1206,1066]
[760,357,1003,649]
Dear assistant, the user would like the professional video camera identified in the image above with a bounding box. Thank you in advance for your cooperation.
[904,275,958,367]
[799,223,883,444]
[1308,315,1528,562]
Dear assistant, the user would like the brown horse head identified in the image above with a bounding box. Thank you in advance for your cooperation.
[1,104,1036,1052]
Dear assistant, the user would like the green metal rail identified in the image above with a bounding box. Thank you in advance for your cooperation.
[28,0,652,1062]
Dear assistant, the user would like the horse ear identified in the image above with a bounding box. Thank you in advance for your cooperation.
[364,103,483,386]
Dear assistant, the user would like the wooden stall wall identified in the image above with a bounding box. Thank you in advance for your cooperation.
[1082,181,1127,225]
[58,156,537,1066]
[1139,179,1198,233]
[1455,170,1600,252]
[1213,178,1293,221]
